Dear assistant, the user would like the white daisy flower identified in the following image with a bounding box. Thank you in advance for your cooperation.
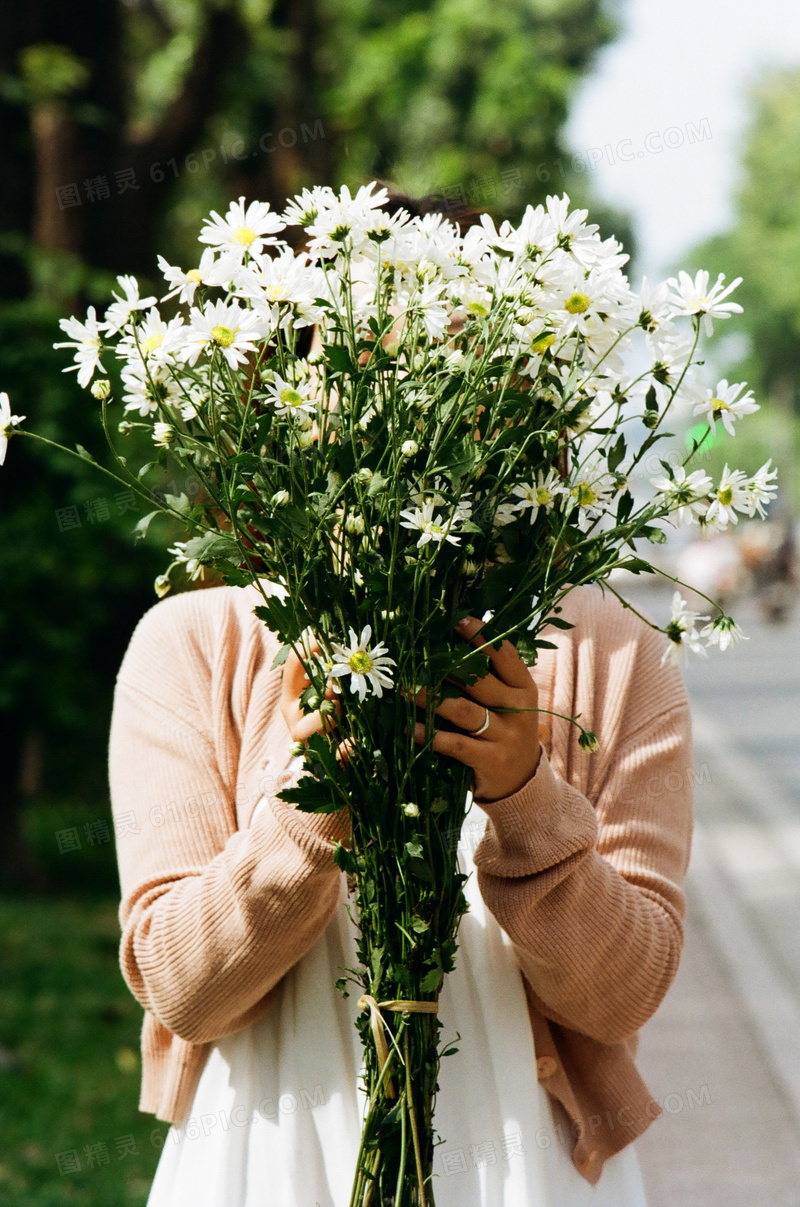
[399,501,462,548]
[233,248,326,329]
[104,275,158,335]
[651,465,713,526]
[328,625,396,701]
[662,591,710,666]
[544,193,601,268]
[0,392,25,465]
[120,360,183,418]
[492,502,518,532]
[705,465,749,527]
[281,185,337,228]
[567,459,618,530]
[157,248,232,304]
[637,275,674,332]
[119,308,185,367]
[742,459,779,519]
[297,181,391,257]
[665,269,743,337]
[54,306,108,388]
[176,300,267,369]
[693,379,759,436]
[199,196,285,259]
[264,374,315,419]
[167,540,205,581]
[699,615,747,652]
[510,468,565,523]
[404,282,450,341]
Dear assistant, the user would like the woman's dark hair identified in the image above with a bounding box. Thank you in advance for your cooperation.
[373,182,485,234]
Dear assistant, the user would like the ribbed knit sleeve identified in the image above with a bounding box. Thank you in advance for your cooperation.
[109,589,348,1045]
[472,589,693,1046]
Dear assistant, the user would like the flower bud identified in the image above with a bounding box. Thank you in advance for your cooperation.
[401,801,420,818]
[152,422,176,447]
[578,730,600,753]
[154,574,171,598]
[344,514,365,535]
[91,378,111,400]
[290,740,306,757]
[271,489,290,506]
[298,428,315,448]
[401,440,419,457]
[319,698,337,718]
[356,467,373,484]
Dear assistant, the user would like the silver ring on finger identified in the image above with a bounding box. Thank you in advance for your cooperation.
[465,706,491,736]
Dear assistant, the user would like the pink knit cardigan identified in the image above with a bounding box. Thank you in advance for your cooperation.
[108,580,693,1186]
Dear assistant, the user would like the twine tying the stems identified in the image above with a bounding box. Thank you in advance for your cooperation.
[357,995,439,1100]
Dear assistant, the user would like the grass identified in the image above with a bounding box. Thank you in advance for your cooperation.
[0,895,164,1206]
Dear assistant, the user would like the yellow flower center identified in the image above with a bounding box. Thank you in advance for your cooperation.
[573,483,596,507]
[565,292,591,314]
[710,397,729,413]
[467,300,490,317]
[279,387,304,408]
[348,650,373,674]
[142,333,163,354]
[211,325,236,348]
[718,486,733,506]
[187,269,202,283]
[232,226,257,246]
[535,487,551,505]
[531,333,555,354]
[265,284,291,302]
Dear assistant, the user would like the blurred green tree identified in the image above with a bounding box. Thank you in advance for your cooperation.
[0,0,628,890]
[686,67,800,413]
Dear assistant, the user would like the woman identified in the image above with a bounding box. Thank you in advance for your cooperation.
[109,195,693,1207]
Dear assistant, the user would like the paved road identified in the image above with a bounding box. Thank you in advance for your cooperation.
[625,586,800,1205]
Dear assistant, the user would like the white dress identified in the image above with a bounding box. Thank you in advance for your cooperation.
[147,769,648,1207]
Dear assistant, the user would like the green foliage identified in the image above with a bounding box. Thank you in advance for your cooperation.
[0,895,160,1205]
[0,299,165,814]
[319,0,619,206]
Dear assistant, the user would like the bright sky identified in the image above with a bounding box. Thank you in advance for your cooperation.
[566,0,800,281]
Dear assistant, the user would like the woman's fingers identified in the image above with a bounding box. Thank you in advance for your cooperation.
[411,685,492,735]
[413,721,481,767]
[280,645,341,742]
[454,616,533,689]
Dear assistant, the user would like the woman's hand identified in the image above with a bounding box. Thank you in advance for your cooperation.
[410,616,541,805]
[279,642,353,764]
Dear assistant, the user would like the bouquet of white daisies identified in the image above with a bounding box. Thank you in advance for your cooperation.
[3,181,775,1205]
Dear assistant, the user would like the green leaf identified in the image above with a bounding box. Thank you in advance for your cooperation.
[270,643,292,670]
[366,472,388,498]
[132,509,161,543]
[607,434,626,473]
[543,615,574,630]
[332,841,357,874]
[419,967,443,993]
[182,531,241,564]
[639,525,668,545]
[372,749,389,781]
[325,343,355,374]
[404,841,423,860]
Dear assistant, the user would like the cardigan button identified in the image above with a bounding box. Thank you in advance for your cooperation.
[536,1055,558,1078]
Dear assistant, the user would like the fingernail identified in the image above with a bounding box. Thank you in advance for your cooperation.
[455,617,470,632]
